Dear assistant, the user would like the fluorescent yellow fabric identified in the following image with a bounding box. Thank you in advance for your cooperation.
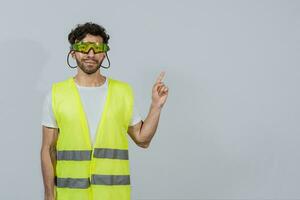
[52,77,134,200]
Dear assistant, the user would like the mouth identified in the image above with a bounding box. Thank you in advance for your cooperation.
[84,60,96,64]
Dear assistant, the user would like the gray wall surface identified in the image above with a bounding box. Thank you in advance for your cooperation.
[0,0,299,199]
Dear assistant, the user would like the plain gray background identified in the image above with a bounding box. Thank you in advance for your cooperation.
[0,0,299,199]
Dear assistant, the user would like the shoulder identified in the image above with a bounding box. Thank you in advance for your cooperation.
[51,77,73,92]
[52,77,71,87]
[109,77,133,91]
[42,88,52,107]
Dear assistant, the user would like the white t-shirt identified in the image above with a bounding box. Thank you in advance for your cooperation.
[41,77,142,145]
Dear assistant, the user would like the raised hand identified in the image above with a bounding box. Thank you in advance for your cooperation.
[151,71,169,109]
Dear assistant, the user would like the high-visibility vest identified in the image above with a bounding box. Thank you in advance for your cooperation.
[52,76,134,200]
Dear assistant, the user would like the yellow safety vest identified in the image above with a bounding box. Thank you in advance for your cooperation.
[52,76,134,200]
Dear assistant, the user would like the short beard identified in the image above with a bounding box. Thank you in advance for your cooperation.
[76,59,103,75]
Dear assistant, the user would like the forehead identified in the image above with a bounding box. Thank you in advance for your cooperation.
[80,34,104,43]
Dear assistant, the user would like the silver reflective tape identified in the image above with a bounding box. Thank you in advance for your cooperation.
[57,150,92,161]
[93,148,128,160]
[55,177,90,188]
[91,175,130,185]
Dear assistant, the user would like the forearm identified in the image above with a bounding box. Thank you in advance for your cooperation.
[41,147,56,199]
[138,103,162,145]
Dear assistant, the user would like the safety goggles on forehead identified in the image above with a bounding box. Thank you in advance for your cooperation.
[71,41,110,54]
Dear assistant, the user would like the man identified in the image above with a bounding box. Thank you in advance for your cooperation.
[40,22,169,200]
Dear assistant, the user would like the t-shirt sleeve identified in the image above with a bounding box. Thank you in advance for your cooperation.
[41,89,58,128]
[129,93,143,126]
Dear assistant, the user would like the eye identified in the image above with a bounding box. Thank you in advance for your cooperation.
[95,46,101,50]
[78,46,86,50]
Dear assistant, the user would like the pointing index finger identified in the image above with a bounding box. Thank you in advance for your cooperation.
[156,71,165,83]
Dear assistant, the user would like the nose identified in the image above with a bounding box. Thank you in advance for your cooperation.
[87,48,95,56]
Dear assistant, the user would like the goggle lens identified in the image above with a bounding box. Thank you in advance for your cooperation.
[72,42,110,53]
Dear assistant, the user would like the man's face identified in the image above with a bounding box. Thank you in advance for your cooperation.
[71,34,106,75]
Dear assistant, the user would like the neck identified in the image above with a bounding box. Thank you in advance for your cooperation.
[73,71,106,87]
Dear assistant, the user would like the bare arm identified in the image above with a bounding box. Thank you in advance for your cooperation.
[127,104,162,148]
[40,125,58,200]
[127,71,169,148]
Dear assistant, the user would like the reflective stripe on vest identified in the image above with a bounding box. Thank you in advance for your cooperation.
[93,148,129,160]
[91,175,130,185]
[57,150,91,160]
[57,148,129,160]
[55,175,130,188]
[55,177,90,189]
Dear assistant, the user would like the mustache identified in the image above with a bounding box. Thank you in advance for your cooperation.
[83,59,97,62]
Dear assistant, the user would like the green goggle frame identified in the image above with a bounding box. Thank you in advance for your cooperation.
[71,41,110,53]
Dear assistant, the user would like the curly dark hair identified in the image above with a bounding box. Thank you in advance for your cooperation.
[68,22,110,45]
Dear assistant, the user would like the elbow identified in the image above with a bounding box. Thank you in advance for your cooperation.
[137,141,150,149]
[138,143,150,149]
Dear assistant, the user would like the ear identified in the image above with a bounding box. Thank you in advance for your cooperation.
[71,51,75,58]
